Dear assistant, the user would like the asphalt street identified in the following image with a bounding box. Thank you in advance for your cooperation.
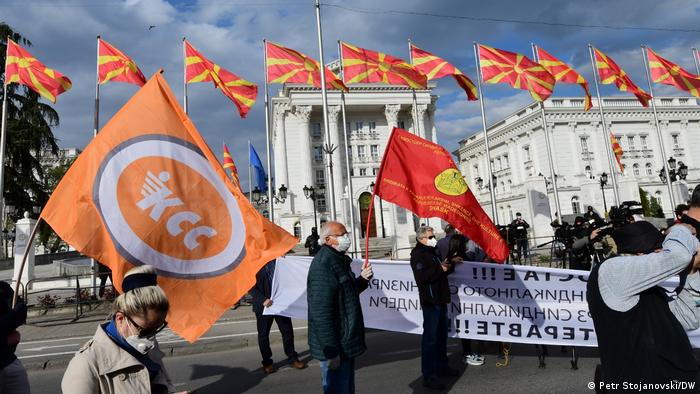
[27,326,601,394]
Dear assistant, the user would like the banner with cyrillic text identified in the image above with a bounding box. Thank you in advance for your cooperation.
[265,256,700,347]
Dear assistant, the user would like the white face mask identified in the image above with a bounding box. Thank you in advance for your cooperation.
[426,238,438,248]
[333,234,351,253]
[124,319,156,354]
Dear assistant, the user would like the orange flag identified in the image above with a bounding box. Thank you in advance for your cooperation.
[610,132,625,173]
[536,47,592,111]
[647,47,700,99]
[40,72,297,342]
[4,39,71,103]
[184,40,258,118]
[265,41,347,91]
[340,42,427,89]
[410,43,477,101]
[593,47,651,107]
[478,44,555,102]
[222,143,240,187]
[98,38,146,86]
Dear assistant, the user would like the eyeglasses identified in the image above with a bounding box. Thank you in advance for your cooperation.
[124,313,168,338]
[421,235,436,240]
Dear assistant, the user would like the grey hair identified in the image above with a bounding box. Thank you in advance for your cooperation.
[318,221,340,245]
[113,265,169,317]
[416,226,434,240]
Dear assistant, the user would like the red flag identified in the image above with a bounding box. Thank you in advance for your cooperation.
[222,143,240,187]
[5,39,72,103]
[97,38,146,86]
[594,48,651,107]
[610,132,625,173]
[374,128,509,262]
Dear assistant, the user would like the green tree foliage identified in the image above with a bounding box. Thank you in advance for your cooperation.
[639,187,652,217]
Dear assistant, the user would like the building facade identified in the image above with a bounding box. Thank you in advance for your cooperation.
[270,79,439,257]
[456,97,700,241]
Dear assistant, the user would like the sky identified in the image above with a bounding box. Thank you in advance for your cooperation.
[2,0,700,192]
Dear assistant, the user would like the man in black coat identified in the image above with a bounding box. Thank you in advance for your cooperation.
[0,281,28,394]
[250,260,305,374]
[410,226,460,390]
[304,227,321,256]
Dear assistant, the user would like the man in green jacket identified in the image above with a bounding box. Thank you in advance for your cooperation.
[307,221,373,394]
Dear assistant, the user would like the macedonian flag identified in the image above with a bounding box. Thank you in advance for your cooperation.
[647,47,700,99]
[97,38,146,86]
[410,43,477,101]
[478,44,555,102]
[41,72,297,342]
[184,40,257,118]
[341,42,427,89]
[374,127,509,262]
[610,132,625,173]
[4,39,72,103]
[265,41,347,91]
[593,47,651,107]
[536,47,592,111]
[222,143,240,187]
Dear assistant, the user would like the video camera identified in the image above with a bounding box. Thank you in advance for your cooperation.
[609,201,644,227]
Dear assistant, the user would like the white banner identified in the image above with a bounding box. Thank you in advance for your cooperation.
[265,256,700,348]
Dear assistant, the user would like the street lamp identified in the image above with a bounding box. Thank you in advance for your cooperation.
[252,184,288,206]
[303,185,324,231]
[369,182,386,238]
[659,157,688,183]
[475,174,497,190]
[599,172,608,214]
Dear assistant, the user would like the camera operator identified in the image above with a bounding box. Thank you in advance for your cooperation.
[510,213,530,262]
[588,222,700,391]
[569,217,594,270]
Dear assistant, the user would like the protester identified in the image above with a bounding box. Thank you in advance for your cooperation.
[510,213,530,261]
[587,222,700,391]
[410,226,460,390]
[435,224,456,262]
[0,282,28,394]
[304,227,321,256]
[62,265,189,394]
[307,221,373,394]
[584,206,602,221]
[676,203,690,225]
[682,185,700,236]
[250,260,305,374]
[96,261,114,299]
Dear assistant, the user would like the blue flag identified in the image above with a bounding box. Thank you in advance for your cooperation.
[249,144,267,192]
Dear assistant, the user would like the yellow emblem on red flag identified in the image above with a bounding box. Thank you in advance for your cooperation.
[98,38,146,86]
[593,47,651,107]
[41,72,297,342]
[4,39,71,103]
[536,47,592,111]
[184,40,258,118]
[265,41,347,91]
[410,43,477,101]
[478,44,555,102]
[222,143,240,187]
[647,47,700,99]
[341,42,427,89]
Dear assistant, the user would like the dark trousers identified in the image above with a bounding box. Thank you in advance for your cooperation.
[256,313,298,366]
[516,238,529,259]
[320,357,355,394]
[421,304,448,379]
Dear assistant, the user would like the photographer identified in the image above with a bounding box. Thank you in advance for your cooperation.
[587,222,700,391]
[510,213,530,262]
[569,217,593,270]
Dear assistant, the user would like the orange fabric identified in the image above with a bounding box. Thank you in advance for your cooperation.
[594,48,651,107]
[410,43,477,101]
[265,41,347,91]
[5,39,71,103]
[98,38,146,86]
[478,44,555,102]
[40,72,297,342]
[222,143,240,187]
[536,47,592,111]
[340,42,427,89]
[647,47,700,99]
[610,132,625,173]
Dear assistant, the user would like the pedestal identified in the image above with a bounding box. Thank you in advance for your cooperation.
[13,212,36,289]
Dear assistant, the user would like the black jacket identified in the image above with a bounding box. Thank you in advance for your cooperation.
[410,242,453,306]
[250,261,275,315]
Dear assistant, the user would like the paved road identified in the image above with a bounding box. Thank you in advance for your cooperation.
[27,328,600,394]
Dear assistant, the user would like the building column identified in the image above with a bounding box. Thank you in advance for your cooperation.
[415,104,428,139]
[327,105,344,223]
[428,103,438,144]
[294,105,314,214]
[273,103,289,190]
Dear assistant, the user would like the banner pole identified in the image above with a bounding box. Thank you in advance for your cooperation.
[587,44,620,206]
[262,39,275,222]
[693,48,700,75]
[641,45,676,211]
[532,43,562,224]
[472,42,498,224]
[248,140,253,203]
[182,37,188,114]
[91,35,101,296]
[0,37,10,260]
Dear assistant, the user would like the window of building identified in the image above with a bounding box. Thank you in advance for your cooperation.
[349,168,354,176]
[313,146,323,163]
[627,135,635,150]
[633,163,640,176]
[355,121,364,133]
[359,168,367,176]
[672,134,680,149]
[640,135,648,150]
[585,165,592,179]
[312,123,322,139]
[503,155,509,168]
[579,137,589,153]
[346,122,351,132]
[507,179,512,192]
[397,206,408,224]
[508,206,513,221]
[347,145,353,160]
[357,145,366,159]
[473,164,479,179]
[645,162,653,176]
[315,169,325,185]
[496,158,502,171]
[369,121,377,134]
[398,120,405,129]
[317,195,326,211]
[372,167,378,175]
[523,146,531,161]
[571,196,581,215]
[654,191,663,211]
[500,181,505,194]
[370,144,379,159]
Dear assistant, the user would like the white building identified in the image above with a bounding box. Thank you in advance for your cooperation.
[270,77,439,257]
[456,97,700,241]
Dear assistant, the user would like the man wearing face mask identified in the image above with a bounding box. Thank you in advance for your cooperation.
[62,265,190,394]
[410,226,460,390]
[307,221,373,394]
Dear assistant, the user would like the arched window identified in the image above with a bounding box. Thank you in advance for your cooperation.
[645,163,653,176]
[293,222,301,239]
[585,165,592,179]
[571,196,581,215]
[499,206,505,223]
[633,163,640,176]
[508,205,513,221]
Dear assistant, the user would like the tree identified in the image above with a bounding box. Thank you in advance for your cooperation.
[639,188,652,217]
[0,23,60,224]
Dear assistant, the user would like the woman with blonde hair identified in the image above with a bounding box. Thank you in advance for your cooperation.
[62,265,187,394]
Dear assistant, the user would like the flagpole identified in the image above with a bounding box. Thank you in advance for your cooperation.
[408,39,421,137]
[587,44,620,206]
[314,0,337,221]
[248,140,253,203]
[641,45,676,211]
[0,37,10,259]
[472,42,498,223]
[337,40,359,258]
[693,48,700,75]
[183,37,188,114]
[531,44,562,225]
[262,39,275,222]
[91,35,101,296]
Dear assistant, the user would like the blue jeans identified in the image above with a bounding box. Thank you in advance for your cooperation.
[320,357,355,394]
[421,304,448,379]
